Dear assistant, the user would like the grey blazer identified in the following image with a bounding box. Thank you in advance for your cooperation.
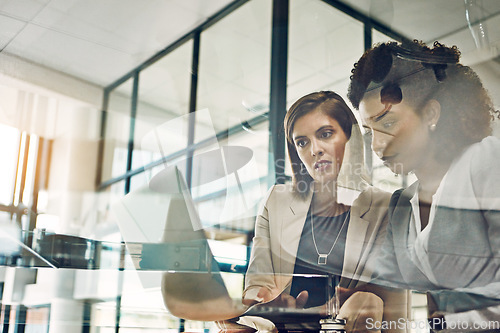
[373,137,500,318]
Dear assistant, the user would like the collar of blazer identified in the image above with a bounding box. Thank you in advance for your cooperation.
[277,185,383,291]
[392,181,418,252]
[342,187,381,287]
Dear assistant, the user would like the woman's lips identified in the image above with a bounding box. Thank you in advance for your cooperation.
[314,160,332,171]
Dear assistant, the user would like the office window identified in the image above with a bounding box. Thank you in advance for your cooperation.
[133,40,193,173]
[372,29,397,45]
[193,120,269,232]
[288,0,364,104]
[197,0,272,141]
[102,79,134,183]
[90,180,127,241]
[0,123,20,205]
[287,0,364,180]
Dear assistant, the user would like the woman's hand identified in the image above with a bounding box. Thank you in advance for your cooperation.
[242,287,275,306]
[242,287,309,309]
[337,291,384,333]
[265,290,309,308]
[216,319,257,332]
[337,286,358,305]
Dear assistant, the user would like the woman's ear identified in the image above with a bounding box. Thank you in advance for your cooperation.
[423,99,441,129]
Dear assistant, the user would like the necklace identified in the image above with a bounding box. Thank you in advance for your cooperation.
[310,208,350,265]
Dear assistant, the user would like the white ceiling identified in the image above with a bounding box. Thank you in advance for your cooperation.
[1,0,500,89]
[0,0,499,90]
[0,0,235,87]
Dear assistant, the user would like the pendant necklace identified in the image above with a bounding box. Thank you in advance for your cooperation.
[310,207,350,265]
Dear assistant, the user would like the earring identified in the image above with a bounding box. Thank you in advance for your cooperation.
[430,123,437,131]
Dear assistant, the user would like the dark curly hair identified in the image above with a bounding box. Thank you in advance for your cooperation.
[348,40,499,163]
[284,91,357,197]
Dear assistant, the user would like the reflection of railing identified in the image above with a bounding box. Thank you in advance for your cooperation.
[0,230,247,273]
[2,230,123,270]
[0,203,29,216]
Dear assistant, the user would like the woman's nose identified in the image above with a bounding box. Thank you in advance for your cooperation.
[311,140,324,156]
[371,130,389,158]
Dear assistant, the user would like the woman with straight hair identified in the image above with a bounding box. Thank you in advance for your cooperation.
[243,91,408,332]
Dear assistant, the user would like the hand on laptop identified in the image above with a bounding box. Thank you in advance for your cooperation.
[242,286,309,309]
[265,290,309,309]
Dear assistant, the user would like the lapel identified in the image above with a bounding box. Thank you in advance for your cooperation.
[340,188,372,286]
[394,183,435,284]
[276,189,312,292]
[396,183,418,254]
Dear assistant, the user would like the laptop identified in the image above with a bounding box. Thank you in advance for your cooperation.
[112,165,326,325]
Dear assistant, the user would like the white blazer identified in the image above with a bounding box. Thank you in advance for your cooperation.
[243,183,392,302]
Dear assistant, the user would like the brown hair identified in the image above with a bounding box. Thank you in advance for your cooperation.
[284,91,357,197]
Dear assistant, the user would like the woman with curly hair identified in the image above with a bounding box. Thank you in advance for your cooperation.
[348,40,500,330]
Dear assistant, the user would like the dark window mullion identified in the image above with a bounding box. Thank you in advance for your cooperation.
[269,0,289,186]
[186,30,201,190]
[96,91,109,187]
[124,72,140,195]
[29,136,46,231]
[363,23,374,177]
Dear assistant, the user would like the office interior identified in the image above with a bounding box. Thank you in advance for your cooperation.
[0,0,499,332]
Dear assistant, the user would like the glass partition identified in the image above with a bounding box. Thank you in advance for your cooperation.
[197,0,272,141]
[0,123,20,205]
[288,0,364,103]
[287,0,364,181]
[3,1,500,332]
[133,40,193,172]
[102,79,134,183]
